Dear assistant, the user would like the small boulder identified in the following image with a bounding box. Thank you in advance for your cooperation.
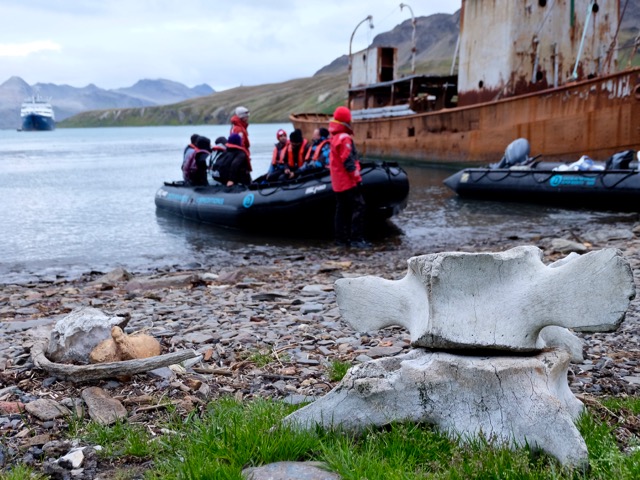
[47,307,128,364]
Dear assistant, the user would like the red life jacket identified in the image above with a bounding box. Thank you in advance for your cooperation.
[230,115,250,150]
[284,139,309,168]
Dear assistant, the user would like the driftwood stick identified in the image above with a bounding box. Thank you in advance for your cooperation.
[30,341,197,383]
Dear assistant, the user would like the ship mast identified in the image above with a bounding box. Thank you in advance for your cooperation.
[400,3,416,75]
[349,15,374,93]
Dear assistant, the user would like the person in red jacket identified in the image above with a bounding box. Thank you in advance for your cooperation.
[328,106,371,248]
[229,106,251,152]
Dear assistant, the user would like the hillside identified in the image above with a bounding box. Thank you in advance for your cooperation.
[61,5,640,128]
[61,12,461,128]
[61,73,348,127]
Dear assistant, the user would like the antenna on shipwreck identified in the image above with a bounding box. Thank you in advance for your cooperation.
[400,3,417,75]
[349,15,374,92]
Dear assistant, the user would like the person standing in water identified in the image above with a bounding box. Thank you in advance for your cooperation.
[328,106,371,248]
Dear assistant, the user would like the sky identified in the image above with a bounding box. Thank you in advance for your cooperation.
[0,1,461,92]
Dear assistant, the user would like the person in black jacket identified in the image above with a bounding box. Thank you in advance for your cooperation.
[210,133,251,186]
[224,133,252,186]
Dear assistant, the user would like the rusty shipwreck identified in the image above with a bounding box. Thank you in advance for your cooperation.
[290,0,640,164]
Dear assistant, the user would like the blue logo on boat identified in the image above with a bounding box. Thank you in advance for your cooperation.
[243,193,255,208]
[549,175,596,187]
[197,197,225,205]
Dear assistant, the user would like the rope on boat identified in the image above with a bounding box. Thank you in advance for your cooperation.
[465,168,639,190]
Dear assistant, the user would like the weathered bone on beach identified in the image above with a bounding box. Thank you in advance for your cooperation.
[31,341,197,383]
[283,349,587,467]
[283,247,636,466]
[335,246,634,351]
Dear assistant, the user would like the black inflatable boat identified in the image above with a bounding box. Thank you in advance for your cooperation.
[444,139,640,210]
[155,162,409,232]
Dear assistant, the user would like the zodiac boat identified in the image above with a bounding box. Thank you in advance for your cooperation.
[443,139,640,210]
[155,162,409,232]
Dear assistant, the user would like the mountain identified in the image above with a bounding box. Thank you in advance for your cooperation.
[112,79,214,105]
[0,78,214,130]
[316,12,460,76]
[61,12,462,128]
[62,5,640,128]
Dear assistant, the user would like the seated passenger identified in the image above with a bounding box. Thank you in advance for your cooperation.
[299,127,330,173]
[182,133,199,171]
[183,136,211,186]
[224,133,252,187]
[266,129,290,181]
[208,136,227,183]
[286,129,310,176]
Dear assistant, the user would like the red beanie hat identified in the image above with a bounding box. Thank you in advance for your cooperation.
[333,106,352,124]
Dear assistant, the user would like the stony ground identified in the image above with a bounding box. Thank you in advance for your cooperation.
[1,226,640,478]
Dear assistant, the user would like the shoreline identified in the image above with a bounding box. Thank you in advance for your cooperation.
[1,230,639,475]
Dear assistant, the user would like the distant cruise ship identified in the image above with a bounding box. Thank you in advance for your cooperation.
[20,94,55,131]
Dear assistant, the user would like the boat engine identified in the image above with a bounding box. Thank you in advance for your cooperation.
[493,138,531,169]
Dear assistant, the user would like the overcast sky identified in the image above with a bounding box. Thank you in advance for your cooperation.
[1,1,460,91]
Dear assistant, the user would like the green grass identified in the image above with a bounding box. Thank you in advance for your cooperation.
[327,359,351,382]
[0,464,47,480]
[81,419,158,458]
[20,395,632,480]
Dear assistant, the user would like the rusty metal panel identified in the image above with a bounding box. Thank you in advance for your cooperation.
[458,0,619,106]
[350,47,397,88]
[292,68,640,164]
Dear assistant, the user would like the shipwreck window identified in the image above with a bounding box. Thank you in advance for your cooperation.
[407,126,415,137]
[538,0,546,7]
[478,80,484,89]
[536,71,544,82]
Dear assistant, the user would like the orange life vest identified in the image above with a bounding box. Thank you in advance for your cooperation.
[305,139,330,162]
[271,142,289,165]
[284,139,309,168]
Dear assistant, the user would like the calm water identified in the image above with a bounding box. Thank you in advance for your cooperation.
[0,124,635,284]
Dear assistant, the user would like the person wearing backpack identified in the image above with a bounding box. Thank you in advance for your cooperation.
[328,106,371,248]
[182,135,211,186]
[210,133,251,186]
[224,133,252,186]
[182,133,199,171]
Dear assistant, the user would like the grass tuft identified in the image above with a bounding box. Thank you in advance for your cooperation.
[327,360,351,382]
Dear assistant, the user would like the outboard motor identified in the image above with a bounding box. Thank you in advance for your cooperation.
[492,138,531,169]
[605,150,636,170]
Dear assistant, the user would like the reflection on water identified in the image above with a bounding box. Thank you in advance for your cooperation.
[1,125,638,284]
[395,163,638,252]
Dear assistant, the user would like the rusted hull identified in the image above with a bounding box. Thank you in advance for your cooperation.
[291,67,640,165]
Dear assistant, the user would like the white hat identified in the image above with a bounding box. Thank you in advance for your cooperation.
[235,106,249,119]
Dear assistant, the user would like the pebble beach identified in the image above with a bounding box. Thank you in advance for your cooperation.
[1,224,640,477]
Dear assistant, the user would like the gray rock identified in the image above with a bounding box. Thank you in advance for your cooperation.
[301,303,324,314]
[243,461,340,480]
[81,387,127,425]
[47,307,128,364]
[550,238,587,254]
[24,399,71,421]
